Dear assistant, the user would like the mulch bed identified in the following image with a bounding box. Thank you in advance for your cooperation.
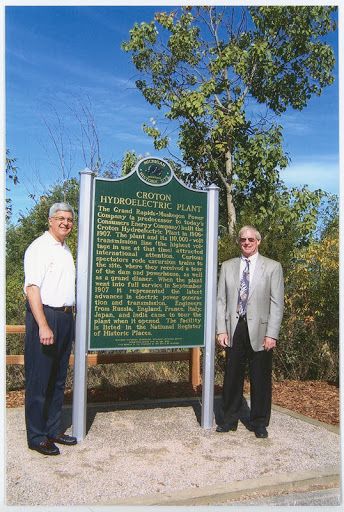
[6,379,339,427]
[270,380,339,426]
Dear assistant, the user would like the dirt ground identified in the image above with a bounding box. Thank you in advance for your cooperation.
[6,379,339,427]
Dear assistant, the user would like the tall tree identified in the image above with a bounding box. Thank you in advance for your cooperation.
[122,5,337,234]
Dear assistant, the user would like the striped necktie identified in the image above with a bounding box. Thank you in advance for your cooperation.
[237,258,250,317]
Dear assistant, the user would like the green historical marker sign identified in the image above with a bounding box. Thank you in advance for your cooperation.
[89,157,208,350]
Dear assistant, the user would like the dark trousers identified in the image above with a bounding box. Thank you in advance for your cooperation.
[220,319,272,428]
[24,308,74,446]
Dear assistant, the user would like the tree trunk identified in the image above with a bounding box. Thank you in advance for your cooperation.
[225,150,236,235]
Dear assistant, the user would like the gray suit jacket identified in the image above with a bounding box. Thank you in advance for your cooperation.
[216,254,284,352]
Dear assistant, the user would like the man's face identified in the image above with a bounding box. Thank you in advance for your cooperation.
[239,228,260,258]
[48,210,73,243]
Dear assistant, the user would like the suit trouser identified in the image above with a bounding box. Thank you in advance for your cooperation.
[221,319,272,428]
[24,307,74,446]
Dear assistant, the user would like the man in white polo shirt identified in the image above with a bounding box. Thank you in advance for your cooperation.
[24,203,77,455]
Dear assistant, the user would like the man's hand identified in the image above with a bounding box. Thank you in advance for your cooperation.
[217,333,229,348]
[264,336,276,351]
[38,324,55,345]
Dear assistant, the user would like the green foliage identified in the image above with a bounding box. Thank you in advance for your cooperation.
[122,5,337,232]
[6,363,25,391]
[218,183,325,275]
[217,231,240,266]
[6,177,80,326]
[122,150,140,176]
[248,6,337,112]
[217,193,339,382]
[6,269,25,326]
[6,177,81,388]
[276,222,339,382]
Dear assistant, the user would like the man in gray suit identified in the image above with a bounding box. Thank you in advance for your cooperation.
[216,226,284,438]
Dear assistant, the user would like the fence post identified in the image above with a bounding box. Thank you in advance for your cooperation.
[72,168,94,441]
[201,183,219,429]
[189,347,201,387]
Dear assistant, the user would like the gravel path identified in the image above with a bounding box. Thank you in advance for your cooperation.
[6,398,340,507]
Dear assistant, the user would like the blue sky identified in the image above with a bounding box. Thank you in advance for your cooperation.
[5,4,339,223]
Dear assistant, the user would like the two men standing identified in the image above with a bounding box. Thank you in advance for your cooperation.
[216,226,284,438]
[24,203,77,455]
[23,206,281,455]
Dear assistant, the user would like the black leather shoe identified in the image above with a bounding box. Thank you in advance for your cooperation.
[48,433,77,445]
[254,426,268,438]
[29,439,60,455]
[216,423,237,433]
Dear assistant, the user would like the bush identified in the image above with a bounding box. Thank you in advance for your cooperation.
[275,234,339,382]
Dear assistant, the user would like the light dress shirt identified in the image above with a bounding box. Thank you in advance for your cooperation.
[239,251,259,285]
[24,231,75,307]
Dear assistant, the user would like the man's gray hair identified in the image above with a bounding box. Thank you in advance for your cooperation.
[49,202,75,218]
[237,225,261,242]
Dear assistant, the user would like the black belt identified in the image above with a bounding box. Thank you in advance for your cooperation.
[43,305,74,314]
[238,314,247,322]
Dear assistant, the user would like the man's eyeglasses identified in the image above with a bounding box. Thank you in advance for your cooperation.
[240,238,256,243]
[53,216,74,224]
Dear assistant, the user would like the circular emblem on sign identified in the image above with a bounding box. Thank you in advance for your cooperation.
[136,158,172,186]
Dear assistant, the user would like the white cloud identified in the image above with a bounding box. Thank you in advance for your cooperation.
[281,156,339,194]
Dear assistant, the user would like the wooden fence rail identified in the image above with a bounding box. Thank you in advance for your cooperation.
[6,325,201,386]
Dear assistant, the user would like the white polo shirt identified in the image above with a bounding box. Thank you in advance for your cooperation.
[24,231,75,307]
